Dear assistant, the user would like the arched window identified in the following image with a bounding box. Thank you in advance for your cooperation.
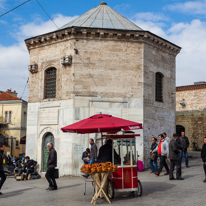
[155,72,163,102]
[44,67,56,99]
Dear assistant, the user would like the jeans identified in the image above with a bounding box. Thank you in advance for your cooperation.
[179,150,188,166]
[45,167,57,188]
[149,157,158,172]
[19,168,34,179]
[85,158,95,178]
[0,170,6,190]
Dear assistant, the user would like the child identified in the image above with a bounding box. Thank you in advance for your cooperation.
[149,137,158,173]
[201,137,206,183]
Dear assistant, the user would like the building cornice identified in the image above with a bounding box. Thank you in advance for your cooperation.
[25,27,181,56]
[0,99,27,104]
[176,84,206,92]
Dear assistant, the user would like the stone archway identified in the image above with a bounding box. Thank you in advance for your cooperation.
[39,127,56,172]
[42,132,54,172]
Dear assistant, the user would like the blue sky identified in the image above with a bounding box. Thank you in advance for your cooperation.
[1,0,206,100]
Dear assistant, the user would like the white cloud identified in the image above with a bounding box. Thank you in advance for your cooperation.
[165,0,206,15]
[134,12,169,22]
[131,16,206,86]
[0,0,6,9]
[0,14,77,100]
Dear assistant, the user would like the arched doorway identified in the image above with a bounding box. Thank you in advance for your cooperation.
[176,125,185,137]
[43,132,54,172]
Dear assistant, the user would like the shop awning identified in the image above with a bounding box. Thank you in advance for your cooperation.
[61,114,142,134]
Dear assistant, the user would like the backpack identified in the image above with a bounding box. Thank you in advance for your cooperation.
[137,160,144,172]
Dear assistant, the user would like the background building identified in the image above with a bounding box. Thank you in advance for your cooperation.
[25,2,181,176]
[176,81,206,151]
[0,89,27,156]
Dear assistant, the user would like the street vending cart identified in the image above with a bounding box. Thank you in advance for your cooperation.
[104,134,143,199]
[61,114,143,204]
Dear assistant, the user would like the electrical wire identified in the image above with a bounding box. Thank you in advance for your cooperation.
[35,0,59,29]
[0,0,31,18]
[13,78,29,122]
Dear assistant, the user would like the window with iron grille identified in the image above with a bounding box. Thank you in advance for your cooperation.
[9,112,12,122]
[5,112,8,122]
[44,67,57,99]
[155,72,163,102]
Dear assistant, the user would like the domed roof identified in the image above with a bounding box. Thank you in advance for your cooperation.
[59,2,142,31]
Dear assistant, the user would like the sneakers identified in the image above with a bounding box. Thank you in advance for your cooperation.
[169,178,175,180]
[150,171,154,173]
[154,172,159,176]
[164,172,169,175]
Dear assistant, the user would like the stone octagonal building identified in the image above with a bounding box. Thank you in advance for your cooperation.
[25,2,181,175]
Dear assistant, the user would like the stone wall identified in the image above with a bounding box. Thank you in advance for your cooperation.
[176,111,206,150]
[176,86,206,112]
[143,43,176,165]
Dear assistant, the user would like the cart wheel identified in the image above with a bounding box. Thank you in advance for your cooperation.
[107,181,115,199]
[137,180,143,197]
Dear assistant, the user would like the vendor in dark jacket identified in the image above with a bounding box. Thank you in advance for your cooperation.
[201,137,206,183]
[19,156,37,180]
[177,131,190,167]
[169,134,184,180]
[45,142,58,191]
[149,137,158,173]
[0,143,6,195]
[97,139,120,163]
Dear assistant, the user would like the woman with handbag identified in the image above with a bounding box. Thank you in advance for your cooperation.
[149,137,158,173]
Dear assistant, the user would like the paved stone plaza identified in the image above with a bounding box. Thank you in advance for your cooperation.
[0,158,205,206]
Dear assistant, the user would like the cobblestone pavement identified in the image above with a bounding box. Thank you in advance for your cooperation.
[0,158,205,206]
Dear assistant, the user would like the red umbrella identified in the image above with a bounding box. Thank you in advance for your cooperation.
[61,114,142,134]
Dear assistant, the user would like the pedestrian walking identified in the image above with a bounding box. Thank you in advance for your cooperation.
[45,142,58,190]
[83,139,98,178]
[0,143,6,195]
[149,137,158,174]
[163,132,171,166]
[153,134,169,176]
[169,134,184,180]
[89,138,98,164]
[201,137,206,183]
[177,131,190,167]
[163,132,170,144]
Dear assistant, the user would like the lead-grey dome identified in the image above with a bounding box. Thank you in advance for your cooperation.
[59,2,142,31]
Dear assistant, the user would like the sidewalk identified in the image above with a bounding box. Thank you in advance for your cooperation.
[0,158,205,206]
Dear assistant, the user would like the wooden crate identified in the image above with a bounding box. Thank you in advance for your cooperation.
[16,174,26,181]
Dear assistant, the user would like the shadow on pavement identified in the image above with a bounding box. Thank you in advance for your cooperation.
[0,188,35,198]
[58,183,82,189]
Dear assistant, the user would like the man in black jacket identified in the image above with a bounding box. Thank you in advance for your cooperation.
[19,156,37,180]
[45,142,57,191]
[97,139,120,163]
[169,134,184,180]
[177,131,190,167]
[0,143,6,195]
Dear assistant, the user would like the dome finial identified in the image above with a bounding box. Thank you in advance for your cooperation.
[100,2,107,5]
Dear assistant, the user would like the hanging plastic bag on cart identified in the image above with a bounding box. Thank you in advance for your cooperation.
[137,160,144,172]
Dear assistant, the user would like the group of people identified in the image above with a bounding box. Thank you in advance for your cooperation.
[149,131,206,182]
[0,141,58,195]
